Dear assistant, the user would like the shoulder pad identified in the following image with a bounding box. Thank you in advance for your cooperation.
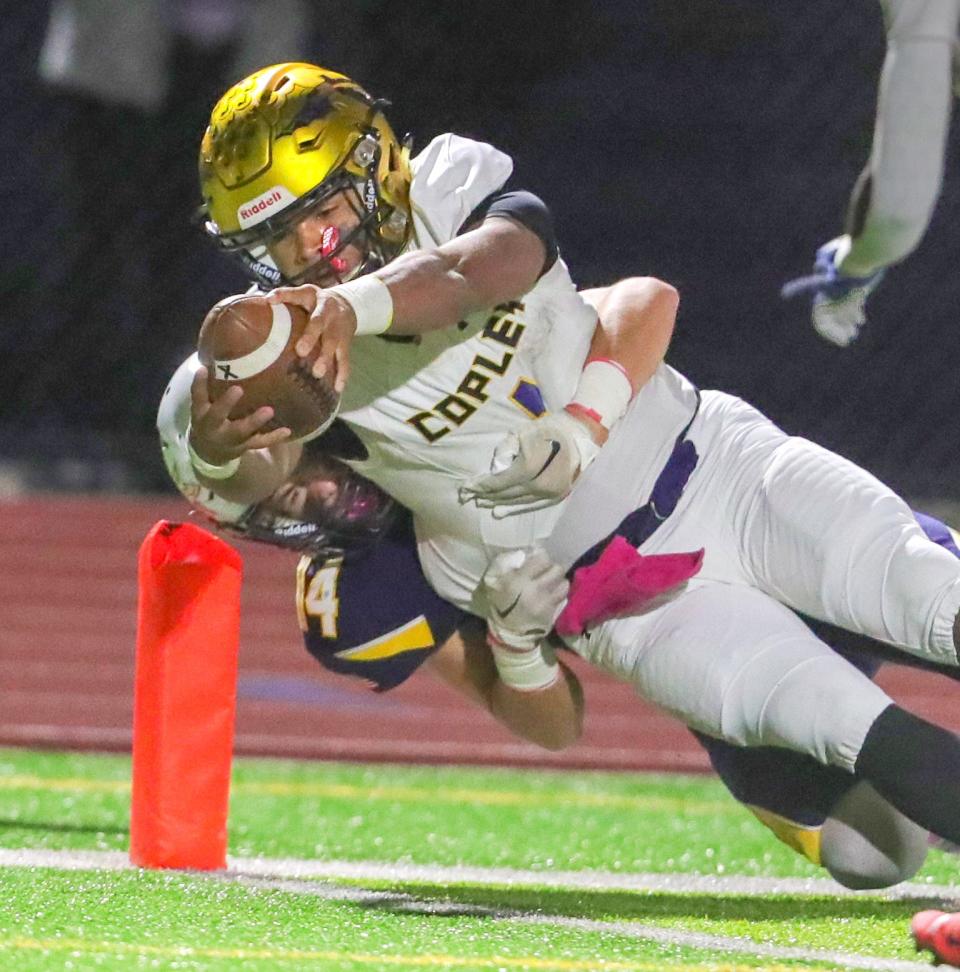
[409,134,514,247]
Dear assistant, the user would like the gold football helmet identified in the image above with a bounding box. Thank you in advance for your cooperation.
[199,63,412,288]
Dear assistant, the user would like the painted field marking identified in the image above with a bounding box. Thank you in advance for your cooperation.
[0,936,813,972]
[0,772,733,814]
[0,846,958,901]
[0,774,127,793]
[0,847,943,972]
[235,779,731,813]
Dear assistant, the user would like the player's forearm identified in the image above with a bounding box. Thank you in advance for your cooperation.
[374,218,546,335]
[841,1,956,275]
[488,662,584,750]
[427,630,583,751]
[582,277,678,393]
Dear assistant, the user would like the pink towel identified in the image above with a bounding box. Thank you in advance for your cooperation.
[555,535,704,638]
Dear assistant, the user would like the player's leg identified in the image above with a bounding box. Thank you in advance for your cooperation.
[822,781,929,889]
[806,601,960,861]
[618,393,960,666]
[853,702,960,846]
[736,435,960,667]
[694,730,928,889]
[571,582,960,842]
[697,598,960,889]
[572,584,893,767]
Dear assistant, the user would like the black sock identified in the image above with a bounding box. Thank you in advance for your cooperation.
[855,704,960,844]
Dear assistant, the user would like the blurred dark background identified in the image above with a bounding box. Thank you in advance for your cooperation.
[2,0,957,504]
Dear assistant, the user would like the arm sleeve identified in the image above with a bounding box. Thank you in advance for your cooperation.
[459,189,558,277]
[840,0,959,275]
[408,133,514,246]
[297,526,468,692]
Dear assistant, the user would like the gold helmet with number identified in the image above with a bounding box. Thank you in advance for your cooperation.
[199,63,412,288]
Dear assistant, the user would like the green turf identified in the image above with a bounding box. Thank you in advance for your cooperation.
[1,867,855,972]
[1,747,957,970]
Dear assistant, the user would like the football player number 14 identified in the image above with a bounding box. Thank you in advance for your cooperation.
[296,560,341,637]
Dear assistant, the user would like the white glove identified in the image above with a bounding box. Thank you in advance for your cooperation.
[459,412,600,516]
[781,236,885,347]
[480,547,569,691]
[482,547,570,649]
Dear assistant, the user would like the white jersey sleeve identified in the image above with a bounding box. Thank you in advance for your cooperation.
[156,353,252,523]
[405,133,593,403]
[840,0,960,274]
[408,133,514,248]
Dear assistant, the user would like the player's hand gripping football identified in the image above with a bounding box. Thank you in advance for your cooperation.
[460,411,602,517]
[188,366,291,468]
[267,284,356,391]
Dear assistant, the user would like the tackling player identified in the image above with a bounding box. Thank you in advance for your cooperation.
[782,0,960,345]
[185,63,960,852]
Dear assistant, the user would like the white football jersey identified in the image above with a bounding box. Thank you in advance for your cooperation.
[337,133,698,612]
[157,134,701,615]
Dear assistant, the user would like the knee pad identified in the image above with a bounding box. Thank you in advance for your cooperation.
[821,781,928,889]
[879,526,960,664]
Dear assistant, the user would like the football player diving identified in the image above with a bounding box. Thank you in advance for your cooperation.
[163,347,958,890]
[183,62,960,868]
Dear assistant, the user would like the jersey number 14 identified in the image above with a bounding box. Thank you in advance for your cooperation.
[296,559,342,638]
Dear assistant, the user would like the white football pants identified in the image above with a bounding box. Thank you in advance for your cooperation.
[560,390,960,772]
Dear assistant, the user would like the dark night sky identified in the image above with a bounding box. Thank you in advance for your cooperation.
[3,1,958,498]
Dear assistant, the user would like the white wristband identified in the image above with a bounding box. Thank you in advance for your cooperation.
[568,358,634,430]
[327,275,394,336]
[488,634,560,692]
[187,432,241,480]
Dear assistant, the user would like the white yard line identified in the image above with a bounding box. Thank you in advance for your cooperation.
[222,874,940,972]
[0,845,957,900]
[0,846,952,972]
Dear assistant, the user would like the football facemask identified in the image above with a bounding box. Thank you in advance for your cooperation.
[217,451,396,559]
[198,63,412,290]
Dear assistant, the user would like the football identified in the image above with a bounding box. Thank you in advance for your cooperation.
[197,294,340,441]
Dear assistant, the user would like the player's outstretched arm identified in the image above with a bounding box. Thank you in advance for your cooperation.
[188,364,303,504]
[269,216,547,383]
[781,0,958,345]
[426,546,584,751]
[380,215,548,333]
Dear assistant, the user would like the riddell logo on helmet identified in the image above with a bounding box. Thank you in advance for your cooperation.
[237,186,296,228]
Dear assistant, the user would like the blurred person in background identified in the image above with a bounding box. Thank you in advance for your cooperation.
[782,0,960,346]
[19,0,314,487]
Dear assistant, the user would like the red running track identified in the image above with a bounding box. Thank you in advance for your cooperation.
[2,496,958,773]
